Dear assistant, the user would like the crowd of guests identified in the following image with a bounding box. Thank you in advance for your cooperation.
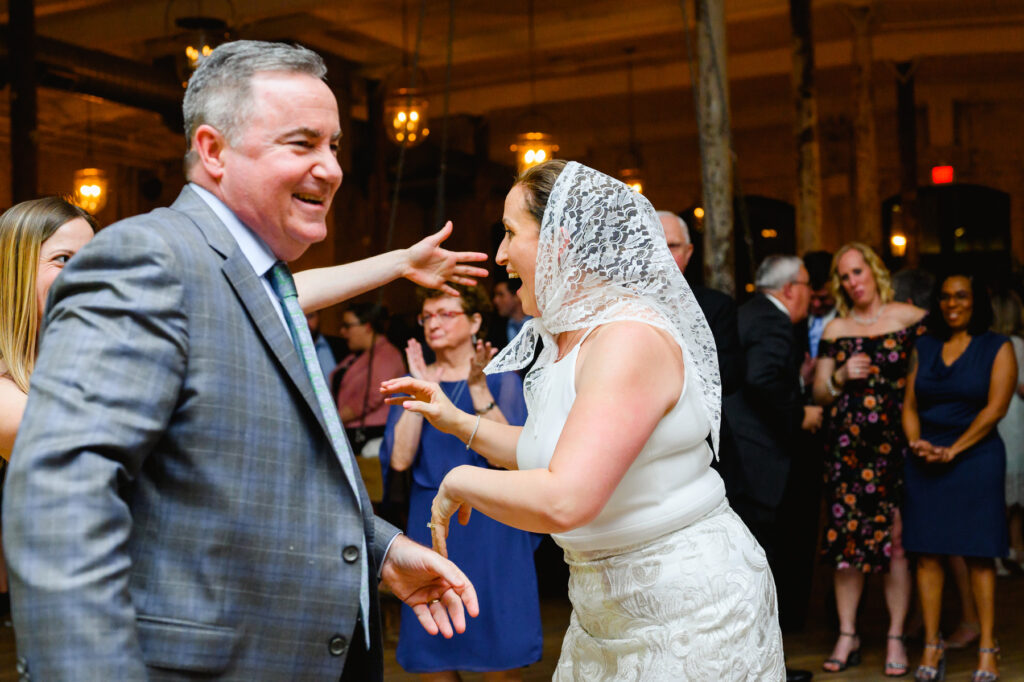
[0,40,1020,682]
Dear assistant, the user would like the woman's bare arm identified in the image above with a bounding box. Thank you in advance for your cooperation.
[428,322,683,554]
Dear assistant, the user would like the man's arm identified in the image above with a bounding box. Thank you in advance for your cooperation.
[742,309,805,441]
[293,221,488,312]
[2,225,188,679]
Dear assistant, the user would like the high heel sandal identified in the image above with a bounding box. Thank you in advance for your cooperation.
[885,634,909,677]
[823,631,861,673]
[914,638,945,681]
[971,644,1000,682]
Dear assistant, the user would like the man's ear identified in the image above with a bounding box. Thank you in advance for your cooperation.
[192,124,229,180]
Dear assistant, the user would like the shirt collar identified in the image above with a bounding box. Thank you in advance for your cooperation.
[190,182,278,278]
[764,292,790,318]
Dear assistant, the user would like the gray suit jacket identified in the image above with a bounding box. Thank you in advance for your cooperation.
[3,187,399,680]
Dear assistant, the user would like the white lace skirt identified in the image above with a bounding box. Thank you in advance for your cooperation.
[554,501,785,681]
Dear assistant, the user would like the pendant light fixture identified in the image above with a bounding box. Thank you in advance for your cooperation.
[383,0,430,148]
[618,47,645,193]
[166,1,232,87]
[72,97,108,215]
[510,0,558,175]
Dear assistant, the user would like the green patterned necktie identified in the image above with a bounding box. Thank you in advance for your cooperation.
[267,262,370,647]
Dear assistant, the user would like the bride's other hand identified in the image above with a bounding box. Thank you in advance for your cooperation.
[381,376,465,434]
[430,467,475,557]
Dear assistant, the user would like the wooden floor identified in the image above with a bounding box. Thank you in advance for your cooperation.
[0,566,1020,680]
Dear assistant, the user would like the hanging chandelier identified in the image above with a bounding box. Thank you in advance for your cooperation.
[383,70,430,147]
[384,0,430,148]
[617,48,644,193]
[166,2,233,87]
[510,0,557,175]
[71,97,108,215]
[73,168,109,214]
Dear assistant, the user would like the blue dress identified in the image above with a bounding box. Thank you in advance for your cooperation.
[380,372,543,673]
[902,331,1010,558]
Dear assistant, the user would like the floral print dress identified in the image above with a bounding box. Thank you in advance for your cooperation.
[819,324,924,573]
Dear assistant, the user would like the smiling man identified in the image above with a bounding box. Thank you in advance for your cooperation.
[3,41,482,681]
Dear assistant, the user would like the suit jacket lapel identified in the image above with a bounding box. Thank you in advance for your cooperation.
[170,187,332,440]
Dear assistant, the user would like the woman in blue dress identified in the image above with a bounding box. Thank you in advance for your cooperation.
[381,284,542,680]
[902,272,1017,682]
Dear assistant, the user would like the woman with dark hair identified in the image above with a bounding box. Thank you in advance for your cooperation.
[902,272,1017,681]
[332,302,405,451]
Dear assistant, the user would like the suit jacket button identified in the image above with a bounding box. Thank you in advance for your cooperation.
[328,634,348,656]
[342,545,359,564]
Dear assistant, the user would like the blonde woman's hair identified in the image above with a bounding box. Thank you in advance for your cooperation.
[0,197,98,392]
[829,242,894,317]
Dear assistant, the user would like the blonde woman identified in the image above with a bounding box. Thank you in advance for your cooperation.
[0,197,98,459]
[812,242,926,676]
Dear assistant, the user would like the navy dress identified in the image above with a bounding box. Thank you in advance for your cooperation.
[903,331,1010,558]
[380,372,543,673]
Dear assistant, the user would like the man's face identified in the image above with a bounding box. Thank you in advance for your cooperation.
[492,282,518,318]
[788,265,813,323]
[218,72,343,262]
[659,214,694,273]
[809,286,835,317]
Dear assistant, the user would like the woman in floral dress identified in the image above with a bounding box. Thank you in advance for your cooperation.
[813,243,926,676]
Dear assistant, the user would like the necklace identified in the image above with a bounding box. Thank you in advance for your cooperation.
[851,303,886,325]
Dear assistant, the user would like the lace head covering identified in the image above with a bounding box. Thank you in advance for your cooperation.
[486,161,721,455]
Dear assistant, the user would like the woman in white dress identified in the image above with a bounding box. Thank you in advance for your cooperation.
[382,160,784,680]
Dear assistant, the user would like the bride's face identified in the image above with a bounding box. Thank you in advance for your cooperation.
[497,185,541,317]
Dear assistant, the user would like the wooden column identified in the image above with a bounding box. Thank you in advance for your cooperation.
[895,61,920,267]
[10,0,39,202]
[848,4,881,249]
[790,0,822,254]
[695,0,735,296]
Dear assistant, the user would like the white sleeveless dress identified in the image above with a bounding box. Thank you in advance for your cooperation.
[517,335,785,681]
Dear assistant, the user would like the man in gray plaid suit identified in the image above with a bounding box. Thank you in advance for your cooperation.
[3,41,483,680]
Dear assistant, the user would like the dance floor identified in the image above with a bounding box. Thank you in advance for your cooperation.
[0,564,1020,679]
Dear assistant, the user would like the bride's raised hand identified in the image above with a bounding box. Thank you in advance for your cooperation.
[430,467,474,557]
[381,376,464,434]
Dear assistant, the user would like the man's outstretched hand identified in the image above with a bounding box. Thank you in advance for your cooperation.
[380,534,479,638]
[402,221,489,296]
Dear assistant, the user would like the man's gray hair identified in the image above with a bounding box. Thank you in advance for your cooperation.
[182,40,328,174]
[755,254,804,291]
[655,210,690,244]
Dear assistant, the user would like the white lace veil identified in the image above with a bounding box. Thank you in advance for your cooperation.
[486,161,722,455]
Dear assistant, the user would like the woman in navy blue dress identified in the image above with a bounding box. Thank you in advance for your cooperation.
[902,273,1017,682]
[380,284,542,680]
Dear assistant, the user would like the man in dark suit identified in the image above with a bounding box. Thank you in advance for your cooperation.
[724,255,823,682]
[658,210,745,501]
[3,41,481,681]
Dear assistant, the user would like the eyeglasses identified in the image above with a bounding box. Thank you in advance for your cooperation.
[790,279,812,288]
[417,310,467,326]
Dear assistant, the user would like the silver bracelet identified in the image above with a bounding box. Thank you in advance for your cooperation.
[826,373,842,398]
[465,414,482,451]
